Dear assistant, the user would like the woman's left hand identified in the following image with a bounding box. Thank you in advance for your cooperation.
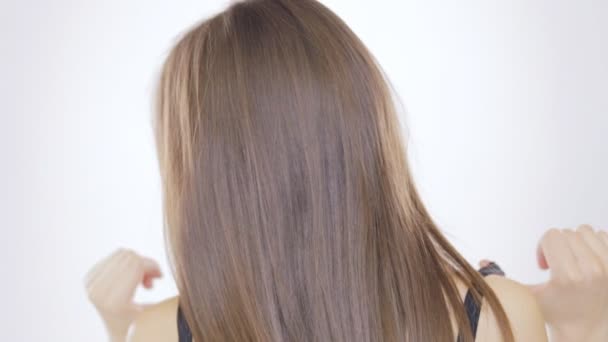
[84,248,163,341]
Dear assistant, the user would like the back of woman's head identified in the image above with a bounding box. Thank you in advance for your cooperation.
[155,0,513,341]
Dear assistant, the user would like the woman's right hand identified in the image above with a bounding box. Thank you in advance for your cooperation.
[529,225,608,342]
[84,248,162,342]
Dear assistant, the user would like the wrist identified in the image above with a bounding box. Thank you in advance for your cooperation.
[103,317,131,342]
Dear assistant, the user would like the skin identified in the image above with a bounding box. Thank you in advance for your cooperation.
[85,224,608,341]
[530,225,608,342]
[482,224,608,342]
[126,276,548,342]
[84,249,163,342]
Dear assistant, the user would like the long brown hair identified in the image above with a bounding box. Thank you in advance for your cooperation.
[155,0,513,341]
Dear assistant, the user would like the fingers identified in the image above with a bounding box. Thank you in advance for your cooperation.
[128,256,162,289]
[576,225,608,274]
[141,258,163,289]
[85,248,162,306]
[538,228,579,283]
[85,249,130,298]
[538,225,608,287]
[530,225,608,336]
[87,249,134,304]
[564,228,603,282]
[115,252,161,301]
[120,253,147,300]
[141,257,162,278]
[598,230,608,248]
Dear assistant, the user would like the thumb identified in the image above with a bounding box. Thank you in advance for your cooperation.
[536,244,549,270]
[140,257,163,289]
[479,259,492,268]
[141,257,162,276]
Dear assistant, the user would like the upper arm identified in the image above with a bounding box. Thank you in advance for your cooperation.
[129,296,179,342]
[476,275,548,342]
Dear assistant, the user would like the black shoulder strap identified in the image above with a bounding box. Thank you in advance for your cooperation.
[177,304,193,342]
[457,262,505,342]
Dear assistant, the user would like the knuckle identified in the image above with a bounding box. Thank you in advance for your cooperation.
[562,228,575,236]
[544,228,562,240]
[577,224,594,232]
[123,249,136,259]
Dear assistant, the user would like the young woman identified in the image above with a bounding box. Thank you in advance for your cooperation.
[85,0,608,341]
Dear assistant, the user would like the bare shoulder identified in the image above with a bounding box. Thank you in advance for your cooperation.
[477,275,548,342]
[129,296,180,342]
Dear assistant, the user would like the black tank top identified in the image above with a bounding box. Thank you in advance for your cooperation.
[177,262,505,342]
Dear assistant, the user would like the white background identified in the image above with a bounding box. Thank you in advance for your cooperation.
[1,0,606,340]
